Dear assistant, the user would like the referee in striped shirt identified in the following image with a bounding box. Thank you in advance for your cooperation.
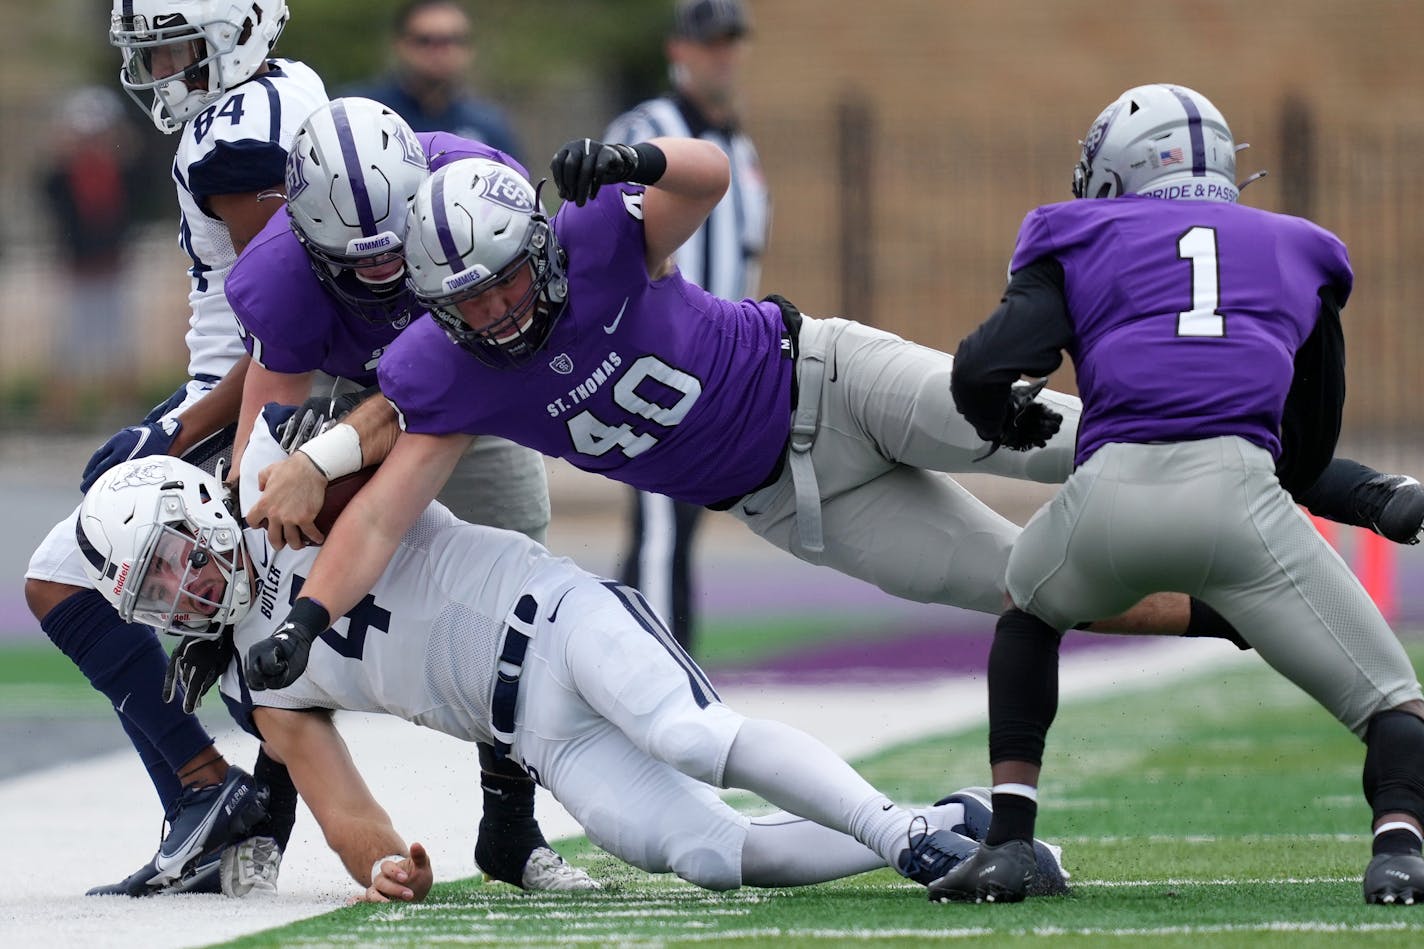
[605,0,771,653]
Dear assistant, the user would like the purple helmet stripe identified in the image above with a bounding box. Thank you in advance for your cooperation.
[431,171,465,272]
[1168,86,1208,178]
[122,0,134,17]
[331,101,379,236]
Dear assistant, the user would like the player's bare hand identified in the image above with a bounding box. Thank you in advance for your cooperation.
[359,843,432,903]
[250,454,327,549]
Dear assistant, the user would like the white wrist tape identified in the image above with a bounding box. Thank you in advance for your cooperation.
[371,853,406,886]
[296,423,362,481]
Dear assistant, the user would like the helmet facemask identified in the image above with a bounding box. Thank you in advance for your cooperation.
[293,222,421,327]
[124,519,246,637]
[422,214,569,368]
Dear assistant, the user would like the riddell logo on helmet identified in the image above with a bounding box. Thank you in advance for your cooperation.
[113,561,131,598]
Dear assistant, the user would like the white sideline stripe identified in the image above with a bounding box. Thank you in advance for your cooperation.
[0,638,1251,949]
[1074,876,1358,887]
[342,923,1418,944]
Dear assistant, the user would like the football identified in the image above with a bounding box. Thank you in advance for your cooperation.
[313,465,380,538]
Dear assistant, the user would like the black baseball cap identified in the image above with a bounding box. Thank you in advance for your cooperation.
[671,0,751,42]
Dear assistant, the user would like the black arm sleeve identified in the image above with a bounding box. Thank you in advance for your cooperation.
[1275,286,1347,497]
[951,256,1074,441]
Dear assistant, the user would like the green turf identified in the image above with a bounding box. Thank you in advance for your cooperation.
[205,644,1424,947]
[693,612,926,669]
[0,644,112,715]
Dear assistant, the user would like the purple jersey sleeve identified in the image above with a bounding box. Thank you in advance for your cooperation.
[381,185,794,505]
[1012,197,1352,466]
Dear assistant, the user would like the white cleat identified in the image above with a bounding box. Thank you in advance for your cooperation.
[513,846,601,892]
[221,836,281,898]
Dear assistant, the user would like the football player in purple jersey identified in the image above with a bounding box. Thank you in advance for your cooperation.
[930,84,1424,906]
[222,97,584,892]
[245,129,1422,705]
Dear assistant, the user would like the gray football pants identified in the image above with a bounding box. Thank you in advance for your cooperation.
[310,373,550,543]
[1008,437,1422,737]
[726,316,1079,616]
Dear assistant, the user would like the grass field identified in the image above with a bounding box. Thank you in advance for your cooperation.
[188,642,1424,948]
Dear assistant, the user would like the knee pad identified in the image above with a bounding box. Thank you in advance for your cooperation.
[669,844,742,891]
[1364,710,1424,824]
[646,708,741,786]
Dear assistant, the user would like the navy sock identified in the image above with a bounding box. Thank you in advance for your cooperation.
[40,589,214,799]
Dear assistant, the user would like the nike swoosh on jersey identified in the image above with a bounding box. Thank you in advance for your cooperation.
[603,298,630,334]
[547,589,573,623]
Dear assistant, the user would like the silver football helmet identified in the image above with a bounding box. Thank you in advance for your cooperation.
[77,457,252,639]
[1072,84,1239,203]
[110,0,290,133]
[286,97,429,326]
[404,158,568,367]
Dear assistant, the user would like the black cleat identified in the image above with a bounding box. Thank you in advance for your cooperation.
[1364,852,1424,905]
[927,838,1037,903]
[932,788,1070,896]
[1356,475,1424,545]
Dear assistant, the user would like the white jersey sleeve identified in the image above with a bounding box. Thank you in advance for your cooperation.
[171,59,328,381]
[222,405,567,743]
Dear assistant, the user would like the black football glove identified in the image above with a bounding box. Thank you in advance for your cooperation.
[1000,399,1063,452]
[549,138,643,206]
[81,417,182,493]
[163,631,235,715]
[278,386,380,454]
[245,598,330,691]
[975,379,1064,458]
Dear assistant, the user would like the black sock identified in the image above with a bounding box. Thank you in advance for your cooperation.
[1373,827,1424,857]
[988,609,1061,767]
[251,749,298,851]
[1184,598,1251,650]
[986,793,1037,846]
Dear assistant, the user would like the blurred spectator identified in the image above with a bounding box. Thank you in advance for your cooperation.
[605,0,770,654]
[343,0,523,161]
[40,85,143,411]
